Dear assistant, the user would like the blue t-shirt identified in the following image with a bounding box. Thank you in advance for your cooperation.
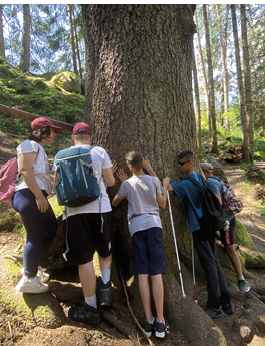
[170,173,204,232]
[206,177,233,222]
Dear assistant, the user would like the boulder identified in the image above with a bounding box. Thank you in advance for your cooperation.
[50,71,83,94]
[234,219,254,246]
[206,157,227,181]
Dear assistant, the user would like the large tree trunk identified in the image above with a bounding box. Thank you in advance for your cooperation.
[82,4,226,345]
[216,5,229,130]
[192,42,202,158]
[203,5,218,154]
[0,5,5,58]
[231,5,250,162]
[67,4,78,75]
[240,5,254,163]
[20,4,31,72]
[194,11,211,137]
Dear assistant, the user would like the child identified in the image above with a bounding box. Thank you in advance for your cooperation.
[112,151,170,338]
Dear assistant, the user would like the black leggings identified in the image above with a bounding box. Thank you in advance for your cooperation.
[13,189,57,278]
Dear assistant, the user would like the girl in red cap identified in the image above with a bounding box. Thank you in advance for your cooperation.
[13,117,62,294]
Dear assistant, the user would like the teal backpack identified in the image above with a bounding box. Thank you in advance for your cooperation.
[53,146,100,207]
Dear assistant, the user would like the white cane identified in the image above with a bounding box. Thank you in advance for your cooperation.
[191,236,198,303]
[167,191,186,298]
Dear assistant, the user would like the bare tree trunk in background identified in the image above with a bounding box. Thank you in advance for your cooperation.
[72,6,83,79]
[220,81,224,127]
[203,5,218,154]
[67,4,78,75]
[192,42,202,158]
[216,4,229,131]
[231,5,250,162]
[82,4,226,345]
[0,5,5,58]
[20,4,31,72]
[241,4,254,162]
[194,11,211,137]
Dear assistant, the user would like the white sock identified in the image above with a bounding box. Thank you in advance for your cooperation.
[101,269,111,284]
[148,317,155,324]
[85,294,97,309]
[238,275,245,281]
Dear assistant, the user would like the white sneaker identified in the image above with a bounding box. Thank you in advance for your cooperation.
[20,267,50,283]
[16,275,49,293]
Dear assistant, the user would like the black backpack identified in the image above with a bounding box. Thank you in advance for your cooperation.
[185,175,226,236]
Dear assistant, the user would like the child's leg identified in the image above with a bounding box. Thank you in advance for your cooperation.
[138,274,153,322]
[151,274,164,323]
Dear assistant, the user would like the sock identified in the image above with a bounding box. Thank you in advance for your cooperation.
[148,317,155,324]
[156,317,165,324]
[101,269,111,284]
[85,294,97,309]
[238,275,245,281]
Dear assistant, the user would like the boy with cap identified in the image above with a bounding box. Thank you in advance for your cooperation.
[58,122,116,325]
[167,150,234,318]
[112,152,170,339]
[200,162,250,293]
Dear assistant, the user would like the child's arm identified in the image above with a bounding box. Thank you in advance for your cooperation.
[156,176,171,209]
[112,169,128,207]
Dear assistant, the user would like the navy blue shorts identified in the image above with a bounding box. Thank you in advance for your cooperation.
[132,227,165,275]
[220,216,236,246]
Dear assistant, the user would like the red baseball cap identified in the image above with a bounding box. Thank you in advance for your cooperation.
[31,117,62,134]
[72,122,92,136]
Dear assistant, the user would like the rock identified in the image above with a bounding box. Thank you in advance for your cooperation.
[234,219,254,246]
[50,72,83,94]
[206,157,227,181]
[246,166,265,184]
[240,326,253,344]
[0,209,25,233]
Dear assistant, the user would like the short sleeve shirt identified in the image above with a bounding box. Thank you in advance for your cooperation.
[63,145,113,218]
[118,175,164,237]
[15,140,52,194]
[170,173,204,232]
[206,177,234,222]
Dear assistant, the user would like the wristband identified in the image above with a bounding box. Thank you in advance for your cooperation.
[35,194,44,201]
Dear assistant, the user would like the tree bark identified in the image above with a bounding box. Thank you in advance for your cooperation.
[0,103,73,131]
[82,4,226,345]
[203,5,218,154]
[67,4,78,75]
[240,5,254,163]
[231,5,250,162]
[192,42,202,158]
[20,4,31,72]
[216,5,229,130]
[0,5,5,58]
[194,11,211,137]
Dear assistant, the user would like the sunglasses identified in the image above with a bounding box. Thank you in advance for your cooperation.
[178,161,190,166]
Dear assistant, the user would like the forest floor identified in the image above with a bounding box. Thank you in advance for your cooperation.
[1,132,265,345]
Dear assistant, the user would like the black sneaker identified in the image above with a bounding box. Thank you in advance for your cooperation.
[99,281,112,307]
[155,319,170,338]
[68,304,101,325]
[222,302,234,315]
[204,305,224,318]
[143,320,155,338]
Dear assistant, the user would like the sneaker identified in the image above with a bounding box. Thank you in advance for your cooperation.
[238,280,250,293]
[16,275,49,294]
[222,302,234,315]
[68,304,101,325]
[155,319,170,338]
[20,267,50,283]
[143,319,156,338]
[204,305,224,318]
[99,281,112,307]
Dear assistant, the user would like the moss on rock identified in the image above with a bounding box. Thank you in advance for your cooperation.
[234,219,254,246]
[50,71,83,94]
[0,209,25,234]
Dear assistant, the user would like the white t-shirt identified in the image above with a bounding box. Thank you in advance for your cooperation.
[118,175,164,237]
[62,145,113,217]
[15,140,52,194]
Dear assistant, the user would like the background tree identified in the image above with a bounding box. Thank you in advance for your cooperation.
[0,5,5,58]
[82,4,225,345]
[231,5,250,162]
[67,4,78,75]
[203,4,218,153]
[20,4,31,72]
[241,4,254,162]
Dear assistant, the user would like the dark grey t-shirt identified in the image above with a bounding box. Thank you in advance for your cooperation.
[118,175,164,237]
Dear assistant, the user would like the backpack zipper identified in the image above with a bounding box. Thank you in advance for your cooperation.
[55,152,91,161]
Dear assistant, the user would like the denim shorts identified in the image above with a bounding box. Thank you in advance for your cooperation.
[132,227,165,275]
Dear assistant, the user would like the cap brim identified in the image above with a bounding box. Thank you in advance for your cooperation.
[51,126,63,134]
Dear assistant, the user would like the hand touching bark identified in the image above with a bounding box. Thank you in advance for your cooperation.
[117,169,128,183]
